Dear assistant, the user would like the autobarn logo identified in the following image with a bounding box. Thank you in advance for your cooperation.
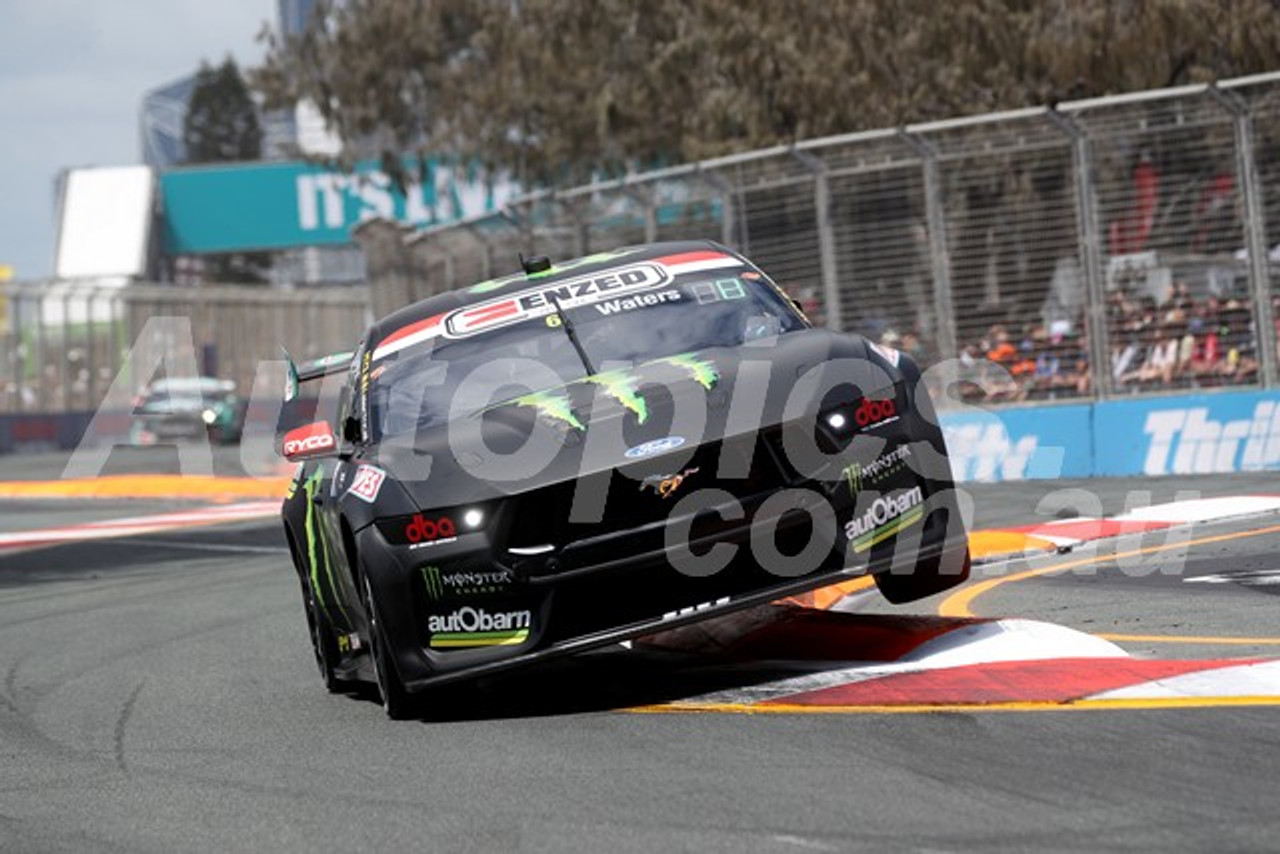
[443,263,670,337]
[844,486,924,553]
[427,607,532,648]
[855,397,899,430]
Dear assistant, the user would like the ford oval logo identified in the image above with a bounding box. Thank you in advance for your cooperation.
[624,436,686,459]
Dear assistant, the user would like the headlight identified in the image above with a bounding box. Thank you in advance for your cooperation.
[201,409,218,424]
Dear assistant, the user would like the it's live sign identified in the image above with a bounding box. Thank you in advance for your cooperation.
[159,160,516,254]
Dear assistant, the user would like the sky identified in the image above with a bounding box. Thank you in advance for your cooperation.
[0,0,277,280]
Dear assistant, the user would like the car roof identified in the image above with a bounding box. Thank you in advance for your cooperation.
[148,377,234,393]
[367,239,739,350]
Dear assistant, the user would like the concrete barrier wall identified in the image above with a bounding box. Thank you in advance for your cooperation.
[940,389,1280,482]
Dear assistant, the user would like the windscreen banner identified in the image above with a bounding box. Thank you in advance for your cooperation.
[159,160,515,254]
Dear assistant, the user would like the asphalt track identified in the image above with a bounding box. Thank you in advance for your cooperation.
[0,449,1278,852]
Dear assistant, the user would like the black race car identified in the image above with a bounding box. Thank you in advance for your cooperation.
[279,241,969,717]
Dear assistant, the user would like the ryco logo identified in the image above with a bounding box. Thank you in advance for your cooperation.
[855,398,898,429]
[404,514,457,544]
[282,422,335,458]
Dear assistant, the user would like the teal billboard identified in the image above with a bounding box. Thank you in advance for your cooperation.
[159,160,514,254]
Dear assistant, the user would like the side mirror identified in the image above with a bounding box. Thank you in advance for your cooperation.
[281,420,338,461]
[342,415,362,443]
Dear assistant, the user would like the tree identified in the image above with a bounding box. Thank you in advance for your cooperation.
[183,57,268,283]
[184,58,263,164]
[253,0,1280,189]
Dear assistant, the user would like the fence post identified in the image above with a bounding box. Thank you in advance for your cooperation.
[556,197,589,257]
[696,170,739,249]
[790,149,843,332]
[85,289,97,409]
[442,249,456,296]
[61,290,72,410]
[899,132,958,362]
[462,223,495,280]
[11,289,25,413]
[1210,86,1278,388]
[1050,110,1111,399]
[623,184,658,244]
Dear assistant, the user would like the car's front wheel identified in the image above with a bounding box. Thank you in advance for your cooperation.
[874,544,971,604]
[362,574,416,720]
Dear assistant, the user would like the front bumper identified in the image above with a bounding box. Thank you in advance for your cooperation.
[359,442,968,693]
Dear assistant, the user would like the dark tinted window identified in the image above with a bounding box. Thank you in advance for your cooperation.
[369,268,804,439]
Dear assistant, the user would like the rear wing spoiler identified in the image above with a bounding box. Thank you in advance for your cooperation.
[283,349,355,402]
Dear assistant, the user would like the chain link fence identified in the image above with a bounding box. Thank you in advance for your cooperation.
[359,72,1280,407]
[0,281,369,414]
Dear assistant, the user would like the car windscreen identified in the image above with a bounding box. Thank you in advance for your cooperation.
[368,267,805,441]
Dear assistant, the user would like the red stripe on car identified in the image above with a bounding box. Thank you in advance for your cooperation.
[376,312,445,350]
[654,250,731,267]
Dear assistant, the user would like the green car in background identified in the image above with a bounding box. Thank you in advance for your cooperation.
[130,377,247,446]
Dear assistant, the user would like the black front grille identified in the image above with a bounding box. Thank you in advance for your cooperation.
[504,431,789,565]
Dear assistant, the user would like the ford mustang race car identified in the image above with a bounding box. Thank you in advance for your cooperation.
[279,241,969,717]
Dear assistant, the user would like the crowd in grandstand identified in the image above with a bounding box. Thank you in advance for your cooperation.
[883,282,1276,404]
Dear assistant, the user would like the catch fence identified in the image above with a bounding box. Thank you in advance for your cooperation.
[0,281,369,414]
[8,73,1280,419]
[359,72,1280,405]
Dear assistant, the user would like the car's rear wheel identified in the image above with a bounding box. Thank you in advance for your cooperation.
[362,574,416,720]
[874,544,971,604]
[301,576,342,693]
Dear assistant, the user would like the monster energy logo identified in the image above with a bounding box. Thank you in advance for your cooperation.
[422,565,444,600]
[422,565,514,600]
[844,463,865,495]
[842,445,912,496]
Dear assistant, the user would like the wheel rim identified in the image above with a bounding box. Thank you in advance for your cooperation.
[363,577,392,712]
[305,584,331,680]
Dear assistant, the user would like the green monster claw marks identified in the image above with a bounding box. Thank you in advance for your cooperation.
[660,353,720,390]
[303,466,349,623]
[844,462,864,496]
[483,352,719,430]
[588,369,649,424]
[509,390,585,432]
[422,565,444,600]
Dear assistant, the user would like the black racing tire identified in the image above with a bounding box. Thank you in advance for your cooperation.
[874,544,971,605]
[301,576,342,693]
[362,574,416,720]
